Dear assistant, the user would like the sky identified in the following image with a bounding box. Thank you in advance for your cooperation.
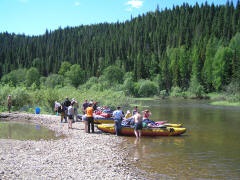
[0,0,237,36]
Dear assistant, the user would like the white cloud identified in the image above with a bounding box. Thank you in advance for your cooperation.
[126,0,143,10]
[74,1,80,7]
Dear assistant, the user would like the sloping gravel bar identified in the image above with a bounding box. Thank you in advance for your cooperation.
[0,112,147,180]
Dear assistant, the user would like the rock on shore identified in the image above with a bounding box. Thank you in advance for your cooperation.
[0,112,146,180]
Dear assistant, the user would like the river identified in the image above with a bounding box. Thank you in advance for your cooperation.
[120,99,240,179]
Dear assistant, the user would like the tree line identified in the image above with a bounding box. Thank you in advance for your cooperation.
[0,1,240,96]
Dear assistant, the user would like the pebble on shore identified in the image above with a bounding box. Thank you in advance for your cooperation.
[0,112,145,180]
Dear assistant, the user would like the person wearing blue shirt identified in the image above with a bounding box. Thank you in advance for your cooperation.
[113,106,124,136]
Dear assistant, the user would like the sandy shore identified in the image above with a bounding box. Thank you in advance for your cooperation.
[0,112,146,180]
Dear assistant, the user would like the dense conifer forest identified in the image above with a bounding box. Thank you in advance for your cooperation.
[0,1,240,97]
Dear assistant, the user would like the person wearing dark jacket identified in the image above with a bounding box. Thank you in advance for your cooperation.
[64,97,71,107]
[63,97,71,122]
[58,103,67,123]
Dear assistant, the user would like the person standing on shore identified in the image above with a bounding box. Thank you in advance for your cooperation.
[64,97,71,108]
[54,101,61,115]
[67,103,74,129]
[86,103,94,133]
[113,106,124,136]
[7,95,12,113]
[64,97,71,122]
[71,98,79,122]
[82,100,89,114]
[93,101,98,111]
[59,103,67,123]
[134,111,143,139]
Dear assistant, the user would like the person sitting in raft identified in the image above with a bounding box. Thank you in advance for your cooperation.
[125,110,132,119]
[121,110,133,126]
[142,109,157,127]
[142,109,152,120]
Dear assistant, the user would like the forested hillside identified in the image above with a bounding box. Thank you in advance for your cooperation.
[0,1,240,94]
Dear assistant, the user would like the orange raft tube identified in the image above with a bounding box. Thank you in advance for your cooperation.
[97,124,187,136]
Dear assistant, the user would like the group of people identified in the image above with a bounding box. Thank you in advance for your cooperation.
[54,97,79,129]
[112,106,152,139]
[6,94,150,139]
[54,98,151,138]
[55,98,98,131]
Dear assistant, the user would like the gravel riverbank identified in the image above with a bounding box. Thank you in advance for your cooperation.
[0,112,146,180]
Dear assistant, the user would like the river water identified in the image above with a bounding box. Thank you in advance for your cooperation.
[0,121,61,140]
[121,99,240,179]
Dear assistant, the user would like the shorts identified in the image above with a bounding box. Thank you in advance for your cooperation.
[134,122,143,130]
[82,115,87,121]
[68,115,73,120]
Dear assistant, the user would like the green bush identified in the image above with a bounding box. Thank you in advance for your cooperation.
[170,86,183,97]
[188,75,205,98]
[82,77,99,89]
[137,80,158,97]
[26,67,40,87]
[1,68,27,86]
[103,65,124,85]
[43,74,64,88]
[160,90,168,97]
[225,81,240,102]
[123,78,135,96]
[12,87,31,108]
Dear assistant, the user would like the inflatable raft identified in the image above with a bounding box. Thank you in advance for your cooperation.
[97,124,186,136]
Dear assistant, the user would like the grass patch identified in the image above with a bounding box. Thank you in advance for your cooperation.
[210,101,240,106]
[129,97,155,101]
[207,92,225,100]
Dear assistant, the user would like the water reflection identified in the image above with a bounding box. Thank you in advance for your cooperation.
[120,99,240,179]
[35,124,41,130]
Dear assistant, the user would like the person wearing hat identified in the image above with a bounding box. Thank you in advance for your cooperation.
[125,110,132,119]
[7,95,12,113]
[113,106,124,136]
